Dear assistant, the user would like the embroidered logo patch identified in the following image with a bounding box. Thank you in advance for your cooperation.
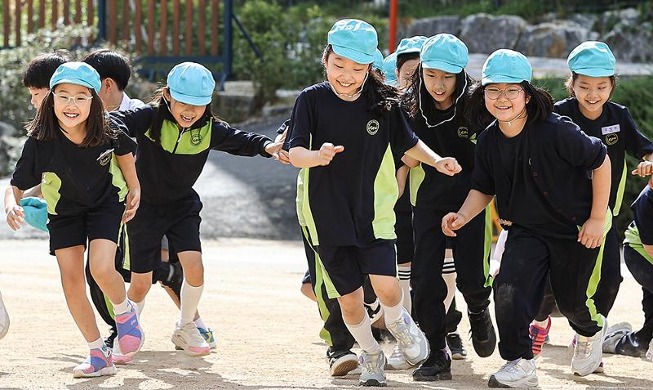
[457,127,469,138]
[605,133,618,146]
[96,148,114,166]
[366,119,380,135]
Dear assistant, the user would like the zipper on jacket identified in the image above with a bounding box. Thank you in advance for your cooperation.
[172,127,188,154]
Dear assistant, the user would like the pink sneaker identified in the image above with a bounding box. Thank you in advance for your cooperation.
[112,338,134,364]
[73,346,116,378]
[115,303,144,356]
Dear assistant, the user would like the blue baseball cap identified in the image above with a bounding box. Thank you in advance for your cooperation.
[373,49,384,71]
[20,197,48,232]
[49,62,101,93]
[482,49,532,86]
[167,62,216,106]
[396,36,427,57]
[420,34,468,74]
[567,41,616,77]
[382,52,398,85]
[327,19,378,65]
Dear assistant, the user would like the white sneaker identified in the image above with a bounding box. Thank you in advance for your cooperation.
[0,291,9,340]
[171,322,210,356]
[572,316,607,376]
[359,350,386,387]
[488,358,538,388]
[385,344,413,370]
[646,339,653,361]
[385,308,429,366]
[602,322,632,353]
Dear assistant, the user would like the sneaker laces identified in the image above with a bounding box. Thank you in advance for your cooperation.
[388,318,413,348]
[361,352,383,374]
[499,359,522,375]
[575,336,594,358]
[179,322,207,345]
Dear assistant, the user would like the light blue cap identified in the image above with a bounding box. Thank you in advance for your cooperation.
[327,19,378,64]
[482,49,532,86]
[373,49,384,71]
[382,52,398,85]
[20,197,48,232]
[420,34,468,73]
[567,41,616,77]
[396,36,427,56]
[167,62,216,106]
[50,62,101,93]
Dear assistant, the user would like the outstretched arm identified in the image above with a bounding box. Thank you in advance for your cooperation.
[289,143,345,168]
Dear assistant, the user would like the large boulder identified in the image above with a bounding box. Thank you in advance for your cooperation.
[403,15,462,39]
[515,22,598,58]
[460,14,527,54]
[603,25,653,63]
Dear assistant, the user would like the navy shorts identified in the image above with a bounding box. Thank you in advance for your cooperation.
[317,239,397,297]
[126,194,202,273]
[48,199,124,255]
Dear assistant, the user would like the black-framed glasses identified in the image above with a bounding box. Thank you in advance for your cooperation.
[484,87,523,100]
[53,92,93,106]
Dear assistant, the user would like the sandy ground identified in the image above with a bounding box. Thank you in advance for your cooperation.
[0,238,652,390]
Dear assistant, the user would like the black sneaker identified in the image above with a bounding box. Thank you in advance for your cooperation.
[412,348,452,381]
[327,348,359,376]
[615,332,649,357]
[446,332,467,360]
[468,308,496,357]
[104,326,117,350]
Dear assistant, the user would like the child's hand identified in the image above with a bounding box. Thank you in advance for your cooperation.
[5,205,25,231]
[271,130,291,164]
[434,157,462,176]
[578,217,604,249]
[317,143,344,166]
[123,187,141,223]
[442,212,467,237]
[632,160,653,177]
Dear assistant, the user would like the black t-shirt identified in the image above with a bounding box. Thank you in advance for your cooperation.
[555,98,653,215]
[287,82,419,246]
[11,129,136,216]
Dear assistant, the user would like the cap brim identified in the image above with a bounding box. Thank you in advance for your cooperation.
[573,68,615,77]
[332,45,374,64]
[170,89,212,106]
[481,75,528,86]
[422,60,463,74]
[51,78,98,92]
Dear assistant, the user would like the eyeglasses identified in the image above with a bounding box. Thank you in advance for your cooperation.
[53,92,93,106]
[484,87,523,100]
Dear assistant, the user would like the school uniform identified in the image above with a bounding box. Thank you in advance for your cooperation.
[622,185,653,343]
[111,106,273,273]
[553,98,653,315]
[11,128,136,254]
[472,112,607,360]
[408,81,492,350]
[287,81,418,297]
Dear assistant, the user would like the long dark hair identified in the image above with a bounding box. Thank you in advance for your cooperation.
[322,44,399,115]
[466,81,554,130]
[25,87,115,147]
[147,87,218,145]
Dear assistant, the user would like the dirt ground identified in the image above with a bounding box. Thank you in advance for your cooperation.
[1,238,652,390]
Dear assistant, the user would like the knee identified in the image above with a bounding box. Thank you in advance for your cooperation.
[129,274,152,298]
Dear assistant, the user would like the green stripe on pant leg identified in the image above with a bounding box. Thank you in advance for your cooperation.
[483,205,494,287]
[583,213,612,328]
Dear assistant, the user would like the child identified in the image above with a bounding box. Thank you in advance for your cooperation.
[602,178,653,360]
[286,19,461,386]
[442,49,611,387]
[530,41,653,359]
[22,51,69,110]
[5,62,144,377]
[110,61,283,356]
[401,34,494,381]
[83,49,145,111]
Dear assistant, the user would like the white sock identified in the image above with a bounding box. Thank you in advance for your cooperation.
[88,337,105,350]
[381,294,404,326]
[112,298,130,316]
[195,317,207,330]
[345,315,381,354]
[398,265,412,314]
[180,280,203,325]
[133,300,145,317]
[443,272,457,313]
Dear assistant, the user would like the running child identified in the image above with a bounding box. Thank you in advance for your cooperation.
[402,34,494,381]
[23,51,70,110]
[286,19,461,387]
[110,61,283,356]
[5,62,144,378]
[443,49,611,387]
[529,41,653,358]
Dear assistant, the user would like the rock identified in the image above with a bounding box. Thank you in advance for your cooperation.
[403,15,462,40]
[460,14,527,54]
[516,22,596,58]
[603,27,653,63]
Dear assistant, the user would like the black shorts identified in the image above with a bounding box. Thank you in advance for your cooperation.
[126,194,202,273]
[48,199,124,255]
[317,239,397,298]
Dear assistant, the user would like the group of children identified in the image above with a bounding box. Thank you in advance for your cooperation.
[285,18,653,389]
[2,15,653,389]
[3,50,283,377]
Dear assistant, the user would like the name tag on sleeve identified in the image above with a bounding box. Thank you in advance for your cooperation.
[601,125,620,135]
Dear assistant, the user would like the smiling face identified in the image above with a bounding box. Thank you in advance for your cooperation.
[53,83,93,134]
[571,74,613,120]
[484,83,530,133]
[422,68,457,110]
[324,51,370,101]
[163,88,208,128]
